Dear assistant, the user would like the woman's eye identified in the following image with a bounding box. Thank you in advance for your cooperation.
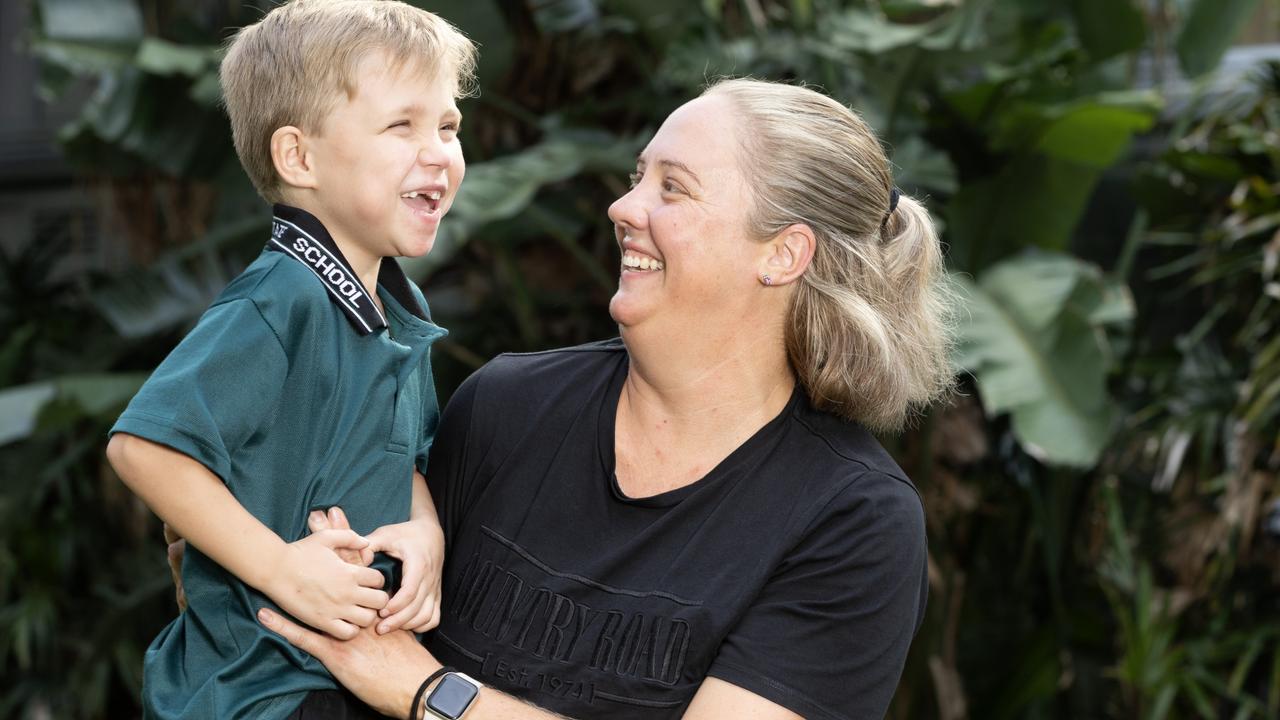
[389,120,409,129]
[628,172,642,188]
[662,180,681,193]
[442,122,459,133]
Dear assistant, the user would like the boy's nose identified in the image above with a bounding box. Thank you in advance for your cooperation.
[417,142,451,168]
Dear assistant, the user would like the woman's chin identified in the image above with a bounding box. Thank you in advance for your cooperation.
[608,294,652,329]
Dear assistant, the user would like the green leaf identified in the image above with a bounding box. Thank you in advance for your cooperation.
[1177,0,1261,77]
[134,39,215,78]
[0,374,147,446]
[36,0,143,42]
[1036,103,1156,168]
[1069,0,1145,61]
[530,0,602,33]
[888,136,958,194]
[947,154,1101,270]
[954,253,1134,467]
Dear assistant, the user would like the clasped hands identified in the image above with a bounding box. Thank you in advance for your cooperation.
[165,507,444,640]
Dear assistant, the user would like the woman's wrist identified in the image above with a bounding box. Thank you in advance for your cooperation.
[397,654,445,719]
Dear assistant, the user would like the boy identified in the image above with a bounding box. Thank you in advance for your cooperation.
[105,2,476,718]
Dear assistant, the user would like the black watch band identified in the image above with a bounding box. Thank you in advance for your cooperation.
[409,667,453,720]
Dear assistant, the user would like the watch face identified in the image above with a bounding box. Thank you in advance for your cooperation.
[427,674,479,718]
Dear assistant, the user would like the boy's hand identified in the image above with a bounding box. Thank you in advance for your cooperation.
[365,516,445,634]
[267,529,389,640]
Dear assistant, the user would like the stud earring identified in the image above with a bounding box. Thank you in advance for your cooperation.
[761,274,772,286]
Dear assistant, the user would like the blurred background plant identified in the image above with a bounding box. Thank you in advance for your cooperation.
[1,0,1277,717]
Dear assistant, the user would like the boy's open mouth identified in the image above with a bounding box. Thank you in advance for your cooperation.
[400,189,443,214]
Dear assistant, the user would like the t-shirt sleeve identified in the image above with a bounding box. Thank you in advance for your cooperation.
[109,298,288,482]
[706,473,928,720]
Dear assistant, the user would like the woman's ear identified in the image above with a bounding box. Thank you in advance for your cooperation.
[270,126,318,191]
[758,223,816,286]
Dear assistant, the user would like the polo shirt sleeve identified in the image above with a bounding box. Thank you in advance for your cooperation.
[706,473,928,720]
[414,358,442,478]
[110,298,289,482]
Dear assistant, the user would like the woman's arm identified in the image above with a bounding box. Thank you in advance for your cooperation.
[258,610,799,719]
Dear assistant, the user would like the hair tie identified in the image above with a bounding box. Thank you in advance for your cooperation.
[881,186,902,234]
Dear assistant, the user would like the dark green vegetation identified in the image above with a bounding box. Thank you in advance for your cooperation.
[2,0,1277,717]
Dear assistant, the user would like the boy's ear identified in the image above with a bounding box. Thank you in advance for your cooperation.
[270,126,318,191]
[758,223,816,286]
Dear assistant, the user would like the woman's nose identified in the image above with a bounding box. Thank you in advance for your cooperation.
[608,185,646,232]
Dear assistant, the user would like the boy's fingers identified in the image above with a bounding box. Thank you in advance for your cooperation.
[381,564,421,616]
[354,586,390,611]
[307,510,329,533]
[320,529,369,550]
[329,506,352,530]
[354,566,386,589]
[378,591,425,634]
[405,597,435,633]
[328,619,360,641]
[343,605,379,628]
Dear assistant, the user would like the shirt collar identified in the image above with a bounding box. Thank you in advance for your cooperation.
[266,204,429,336]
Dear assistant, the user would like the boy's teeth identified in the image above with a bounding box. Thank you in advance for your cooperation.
[401,190,444,200]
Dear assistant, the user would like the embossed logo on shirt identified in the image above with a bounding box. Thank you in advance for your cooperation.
[437,526,702,709]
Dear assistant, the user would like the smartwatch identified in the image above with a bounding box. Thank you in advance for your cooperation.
[423,671,482,719]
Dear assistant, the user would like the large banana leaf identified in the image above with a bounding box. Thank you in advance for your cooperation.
[0,374,148,446]
[954,253,1134,467]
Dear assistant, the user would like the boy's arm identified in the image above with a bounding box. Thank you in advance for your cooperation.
[364,469,445,634]
[107,432,389,639]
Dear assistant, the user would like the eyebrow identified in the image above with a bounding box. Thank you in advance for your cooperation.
[637,154,702,188]
[389,104,462,119]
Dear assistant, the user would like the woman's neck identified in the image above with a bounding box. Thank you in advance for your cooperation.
[614,322,795,498]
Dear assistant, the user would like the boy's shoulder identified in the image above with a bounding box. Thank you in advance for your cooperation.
[210,250,333,337]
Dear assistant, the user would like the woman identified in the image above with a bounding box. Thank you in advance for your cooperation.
[256,77,954,719]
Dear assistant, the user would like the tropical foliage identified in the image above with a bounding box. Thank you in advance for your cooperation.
[2,0,1277,717]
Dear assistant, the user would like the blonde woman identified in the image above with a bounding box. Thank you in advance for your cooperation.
[256,78,954,720]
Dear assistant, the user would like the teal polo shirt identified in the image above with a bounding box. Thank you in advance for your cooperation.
[110,204,447,720]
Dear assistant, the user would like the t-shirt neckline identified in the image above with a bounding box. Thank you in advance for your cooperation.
[596,349,803,508]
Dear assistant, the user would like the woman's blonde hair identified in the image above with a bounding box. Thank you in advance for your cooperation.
[703,78,955,433]
[220,0,477,202]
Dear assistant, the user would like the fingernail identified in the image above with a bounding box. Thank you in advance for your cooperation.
[378,623,388,634]
[257,608,275,625]
[309,510,322,522]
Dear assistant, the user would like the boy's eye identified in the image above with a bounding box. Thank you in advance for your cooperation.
[441,122,459,133]
[388,120,410,129]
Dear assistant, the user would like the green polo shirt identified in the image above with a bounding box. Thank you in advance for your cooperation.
[110,205,446,720]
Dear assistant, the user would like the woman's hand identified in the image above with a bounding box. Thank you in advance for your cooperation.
[258,606,438,718]
[365,515,445,634]
[162,523,187,612]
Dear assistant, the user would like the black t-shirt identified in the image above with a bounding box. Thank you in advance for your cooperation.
[423,340,927,720]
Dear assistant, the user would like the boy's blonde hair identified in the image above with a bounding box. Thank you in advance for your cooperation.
[220,0,477,202]
[704,78,956,433]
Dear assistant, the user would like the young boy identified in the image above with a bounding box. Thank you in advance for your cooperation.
[105,2,476,718]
